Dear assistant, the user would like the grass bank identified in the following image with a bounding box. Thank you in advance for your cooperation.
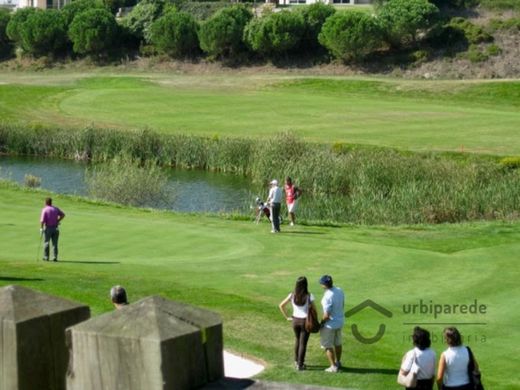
[2,125,520,225]
[1,73,520,154]
[0,182,518,388]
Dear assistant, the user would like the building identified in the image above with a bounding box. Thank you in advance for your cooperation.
[276,0,372,5]
[16,0,70,9]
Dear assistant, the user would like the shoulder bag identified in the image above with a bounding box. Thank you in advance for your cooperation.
[304,295,320,333]
[397,350,418,387]
[467,346,484,390]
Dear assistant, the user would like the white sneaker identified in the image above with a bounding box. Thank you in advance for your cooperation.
[325,366,338,373]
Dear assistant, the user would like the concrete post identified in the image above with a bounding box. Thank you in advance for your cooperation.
[0,285,90,390]
[67,296,223,390]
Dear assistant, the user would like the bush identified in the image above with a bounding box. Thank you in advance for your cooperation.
[24,174,41,188]
[150,9,199,58]
[429,0,478,8]
[0,9,11,58]
[199,4,252,58]
[448,17,493,44]
[121,0,165,44]
[377,0,439,47]
[486,43,501,56]
[466,44,488,62]
[178,1,231,21]
[86,156,171,207]
[499,157,520,170]
[296,3,336,53]
[61,0,107,27]
[6,7,37,45]
[318,11,382,62]
[488,18,520,33]
[243,10,305,57]
[68,9,118,56]
[18,9,68,57]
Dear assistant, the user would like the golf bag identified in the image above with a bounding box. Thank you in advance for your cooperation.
[254,197,282,225]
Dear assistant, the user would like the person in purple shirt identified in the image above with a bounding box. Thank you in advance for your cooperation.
[40,197,65,261]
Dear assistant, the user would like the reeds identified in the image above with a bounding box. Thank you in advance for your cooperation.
[1,122,519,224]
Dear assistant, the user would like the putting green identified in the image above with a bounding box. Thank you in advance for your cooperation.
[1,72,519,154]
[1,183,518,388]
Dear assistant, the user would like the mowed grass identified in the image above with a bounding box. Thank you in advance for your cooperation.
[1,72,520,154]
[1,183,519,389]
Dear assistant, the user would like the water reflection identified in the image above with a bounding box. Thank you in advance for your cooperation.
[0,156,256,213]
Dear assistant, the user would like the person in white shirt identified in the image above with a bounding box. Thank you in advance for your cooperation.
[319,274,345,373]
[400,326,436,390]
[437,327,479,390]
[266,179,282,233]
[279,276,317,371]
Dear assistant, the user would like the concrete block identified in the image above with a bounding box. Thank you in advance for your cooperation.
[67,296,223,390]
[0,285,90,390]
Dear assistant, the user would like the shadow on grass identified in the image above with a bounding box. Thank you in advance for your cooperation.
[58,260,120,265]
[305,365,398,375]
[0,276,44,281]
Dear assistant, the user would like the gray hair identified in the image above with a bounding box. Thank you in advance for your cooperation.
[110,285,128,305]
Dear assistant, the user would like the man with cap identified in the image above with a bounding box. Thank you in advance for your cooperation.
[319,274,345,372]
[266,179,282,233]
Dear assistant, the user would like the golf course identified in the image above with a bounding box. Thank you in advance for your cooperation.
[1,70,520,389]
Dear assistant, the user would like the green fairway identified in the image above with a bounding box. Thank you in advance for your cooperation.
[1,72,520,154]
[1,182,518,389]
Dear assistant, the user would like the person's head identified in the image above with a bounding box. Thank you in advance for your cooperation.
[45,197,52,206]
[319,274,333,289]
[293,276,309,305]
[443,327,462,347]
[110,285,128,308]
[412,326,431,350]
[270,179,278,187]
[285,177,292,186]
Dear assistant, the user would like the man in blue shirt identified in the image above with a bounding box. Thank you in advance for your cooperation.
[319,275,345,373]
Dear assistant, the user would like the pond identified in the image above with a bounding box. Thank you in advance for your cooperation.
[0,156,260,214]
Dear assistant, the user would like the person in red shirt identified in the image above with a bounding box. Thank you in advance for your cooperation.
[40,197,65,261]
[284,177,302,226]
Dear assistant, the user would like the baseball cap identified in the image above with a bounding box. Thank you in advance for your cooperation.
[319,275,332,285]
[270,179,278,186]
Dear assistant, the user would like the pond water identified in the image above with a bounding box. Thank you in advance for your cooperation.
[0,156,259,214]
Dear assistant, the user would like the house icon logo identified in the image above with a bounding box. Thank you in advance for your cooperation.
[345,299,393,344]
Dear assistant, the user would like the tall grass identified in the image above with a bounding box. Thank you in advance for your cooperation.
[1,122,519,224]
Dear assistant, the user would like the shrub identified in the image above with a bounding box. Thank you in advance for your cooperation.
[178,1,231,21]
[486,43,501,56]
[150,9,199,58]
[68,9,119,56]
[199,4,252,58]
[296,3,336,53]
[24,174,41,188]
[0,9,11,58]
[448,17,493,44]
[243,10,305,57]
[429,0,478,8]
[466,44,488,62]
[488,18,520,32]
[377,0,439,47]
[6,7,37,45]
[121,0,165,44]
[86,156,171,207]
[61,0,107,27]
[499,157,520,170]
[319,11,382,62]
[18,9,68,57]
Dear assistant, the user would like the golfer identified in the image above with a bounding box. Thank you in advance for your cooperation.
[40,197,65,262]
[266,179,282,233]
[284,177,302,226]
[319,275,345,373]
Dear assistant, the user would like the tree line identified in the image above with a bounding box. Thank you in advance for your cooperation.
[0,0,499,63]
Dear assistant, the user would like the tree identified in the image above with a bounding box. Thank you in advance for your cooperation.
[199,4,252,59]
[150,9,199,58]
[243,10,305,57]
[6,7,37,44]
[318,11,382,62]
[0,9,12,58]
[121,0,165,44]
[18,9,67,56]
[68,8,118,56]
[377,0,439,47]
[61,0,107,27]
[296,3,336,53]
